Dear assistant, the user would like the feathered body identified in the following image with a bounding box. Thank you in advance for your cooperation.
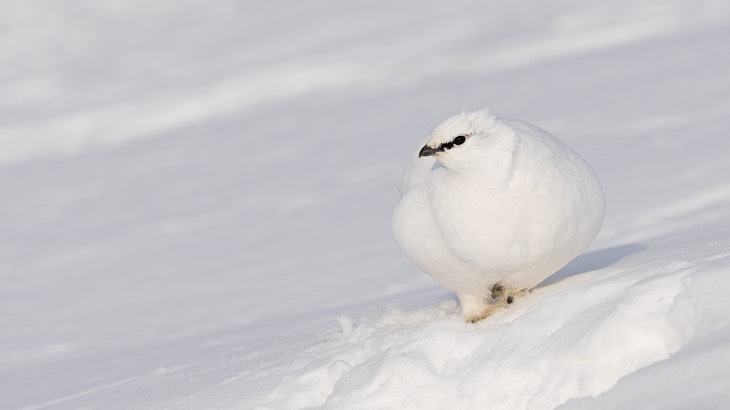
[392,110,605,322]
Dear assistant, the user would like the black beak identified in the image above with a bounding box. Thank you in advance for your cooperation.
[419,145,442,158]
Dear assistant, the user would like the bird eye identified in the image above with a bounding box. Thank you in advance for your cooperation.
[453,135,467,145]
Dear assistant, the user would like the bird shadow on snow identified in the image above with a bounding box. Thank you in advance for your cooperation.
[538,243,646,287]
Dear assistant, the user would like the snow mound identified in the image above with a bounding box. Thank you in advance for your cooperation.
[254,242,729,409]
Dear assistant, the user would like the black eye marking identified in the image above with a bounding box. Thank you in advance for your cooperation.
[438,134,470,151]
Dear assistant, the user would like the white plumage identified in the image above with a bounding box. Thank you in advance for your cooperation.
[392,109,605,322]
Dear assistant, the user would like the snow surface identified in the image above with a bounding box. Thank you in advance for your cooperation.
[2,1,730,409]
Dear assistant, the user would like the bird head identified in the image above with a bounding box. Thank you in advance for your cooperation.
[419,109,511,172]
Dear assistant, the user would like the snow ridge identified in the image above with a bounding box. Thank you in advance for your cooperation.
[253,246,726,409]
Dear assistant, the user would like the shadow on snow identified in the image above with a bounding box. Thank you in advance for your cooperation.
[539,243,646,287]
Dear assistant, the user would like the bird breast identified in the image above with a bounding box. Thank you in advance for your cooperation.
[427,168,532,272]
[426,148,596,275]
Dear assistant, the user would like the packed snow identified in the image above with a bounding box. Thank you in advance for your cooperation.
[1,1,730,409]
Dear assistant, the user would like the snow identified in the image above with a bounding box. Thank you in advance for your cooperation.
[1,1,730,409]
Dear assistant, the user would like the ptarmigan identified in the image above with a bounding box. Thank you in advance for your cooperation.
[392,109,605,323]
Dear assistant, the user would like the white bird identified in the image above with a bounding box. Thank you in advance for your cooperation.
[392,109,605,322]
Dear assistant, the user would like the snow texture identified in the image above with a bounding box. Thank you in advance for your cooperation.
[1,1,730,409]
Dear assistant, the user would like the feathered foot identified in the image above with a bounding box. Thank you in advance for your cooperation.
[458,293,506,323]
[458,284,533,323]
[490,283,532,305]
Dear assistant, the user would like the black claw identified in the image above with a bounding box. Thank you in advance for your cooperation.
[491,283,505,298]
